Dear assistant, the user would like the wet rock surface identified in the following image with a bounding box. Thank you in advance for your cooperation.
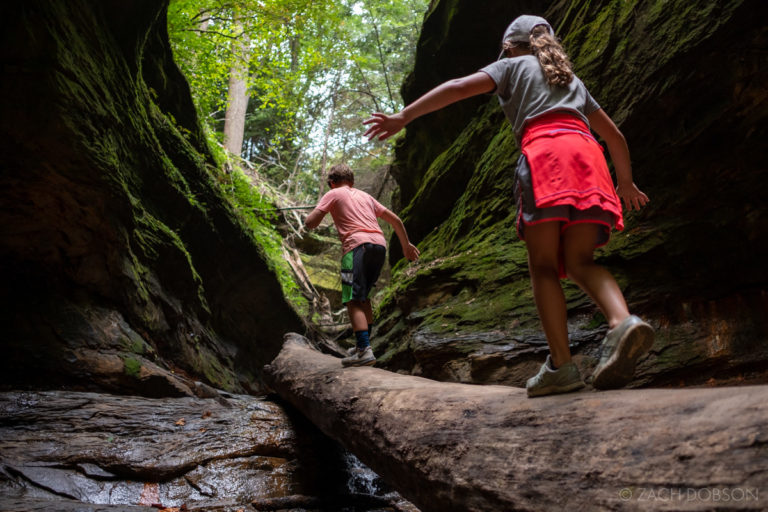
[0,498,156,512]
[0,391,418,512]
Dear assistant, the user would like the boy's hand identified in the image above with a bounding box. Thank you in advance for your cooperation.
[404,242,420,262]
[363,112,406,141]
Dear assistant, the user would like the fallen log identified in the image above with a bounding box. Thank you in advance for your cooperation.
[251,493,412,511]
[263,333,768,512]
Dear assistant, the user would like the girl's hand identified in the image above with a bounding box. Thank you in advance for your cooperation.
[363,112,406,141]
[616,182,650,211]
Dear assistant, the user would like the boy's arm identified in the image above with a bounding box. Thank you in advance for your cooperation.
[380,209,420,261]
[587,108,649,211]
[304,208,327,230]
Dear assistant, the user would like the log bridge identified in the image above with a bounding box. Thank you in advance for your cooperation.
[264,334,768,511]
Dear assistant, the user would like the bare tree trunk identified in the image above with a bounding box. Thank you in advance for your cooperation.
[223,18,249,157]
[197,10,210,32]
[289,34,299,73]
[372,167,392,201]
[353,59,381,112]
[367,11,395,109]
[264,335,768,512]
[316,71,342,200]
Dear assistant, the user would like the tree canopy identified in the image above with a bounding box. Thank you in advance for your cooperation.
[168,0,426,202]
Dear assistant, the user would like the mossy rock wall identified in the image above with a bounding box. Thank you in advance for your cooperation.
[0,1,303,395]
[377,0,768,387]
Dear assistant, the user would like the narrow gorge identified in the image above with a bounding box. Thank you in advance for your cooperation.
[1,0,767,511]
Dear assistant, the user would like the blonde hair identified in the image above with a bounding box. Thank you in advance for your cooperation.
[529,24,573,87]
[327,163,354,185]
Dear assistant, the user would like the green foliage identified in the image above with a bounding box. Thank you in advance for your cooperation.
[229,168,276,219]
[167,0,427,198]
[166,0,427,321]
[214,158,309,315]
[167,0,234,120]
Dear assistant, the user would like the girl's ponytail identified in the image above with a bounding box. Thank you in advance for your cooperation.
[529,25,573,88]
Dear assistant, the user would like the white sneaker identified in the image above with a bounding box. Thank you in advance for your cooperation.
[592,315,654,389]
[526,355,585,397]
[342,347,376,367]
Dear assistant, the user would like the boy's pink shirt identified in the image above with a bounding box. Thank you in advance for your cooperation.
[316,185,387,254]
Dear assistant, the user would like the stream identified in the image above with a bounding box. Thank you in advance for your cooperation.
[0,391,419,512]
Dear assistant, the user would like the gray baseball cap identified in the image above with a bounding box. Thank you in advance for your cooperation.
[497,15,555,59]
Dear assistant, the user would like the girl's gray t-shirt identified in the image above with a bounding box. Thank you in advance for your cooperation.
[480,55,601,140]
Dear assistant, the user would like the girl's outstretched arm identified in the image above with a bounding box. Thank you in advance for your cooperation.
[363,72,495,141]
[588,109,650,211]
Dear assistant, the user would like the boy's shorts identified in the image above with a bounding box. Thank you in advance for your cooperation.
[341,243,386,304]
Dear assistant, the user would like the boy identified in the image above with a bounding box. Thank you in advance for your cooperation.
[304,163,419,366]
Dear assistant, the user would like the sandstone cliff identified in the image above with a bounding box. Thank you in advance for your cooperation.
[0,0,304,395]
[375,0,768,387]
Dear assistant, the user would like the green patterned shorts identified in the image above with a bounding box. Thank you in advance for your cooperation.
[340,243,386,304]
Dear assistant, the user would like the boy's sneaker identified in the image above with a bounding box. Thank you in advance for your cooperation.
[526,355,585,397]
[342,347,376,367]
[591,315,654,390]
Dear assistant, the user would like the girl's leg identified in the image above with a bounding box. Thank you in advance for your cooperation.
[524,221,571,368]
[563,223,654,389]
[561,223,629,328]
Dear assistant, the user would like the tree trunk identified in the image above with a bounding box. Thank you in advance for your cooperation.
[264,334,768,512]
[367,13,395,109]
[316,71,342,201]
[197,9,210,32]
[223,19,249,157]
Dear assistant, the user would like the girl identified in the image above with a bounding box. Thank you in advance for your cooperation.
[363,15,653,397]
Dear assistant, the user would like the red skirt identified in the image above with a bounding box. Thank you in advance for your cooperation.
[520,112,624,232]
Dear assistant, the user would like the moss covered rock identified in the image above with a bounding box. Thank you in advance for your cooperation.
[376,0,768,387]
[0,1,303,394]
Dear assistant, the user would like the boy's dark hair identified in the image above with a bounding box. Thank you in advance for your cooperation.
[327,163,354,185]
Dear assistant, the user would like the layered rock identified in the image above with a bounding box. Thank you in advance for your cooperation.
[0,1,303,395]
[376,0,768,387]
[0,390,416,511]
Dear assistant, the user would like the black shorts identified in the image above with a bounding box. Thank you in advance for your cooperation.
[341,243,386,303]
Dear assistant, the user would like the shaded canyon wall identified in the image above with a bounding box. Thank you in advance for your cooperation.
[0,0,304,395]
[375,0,768,387]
